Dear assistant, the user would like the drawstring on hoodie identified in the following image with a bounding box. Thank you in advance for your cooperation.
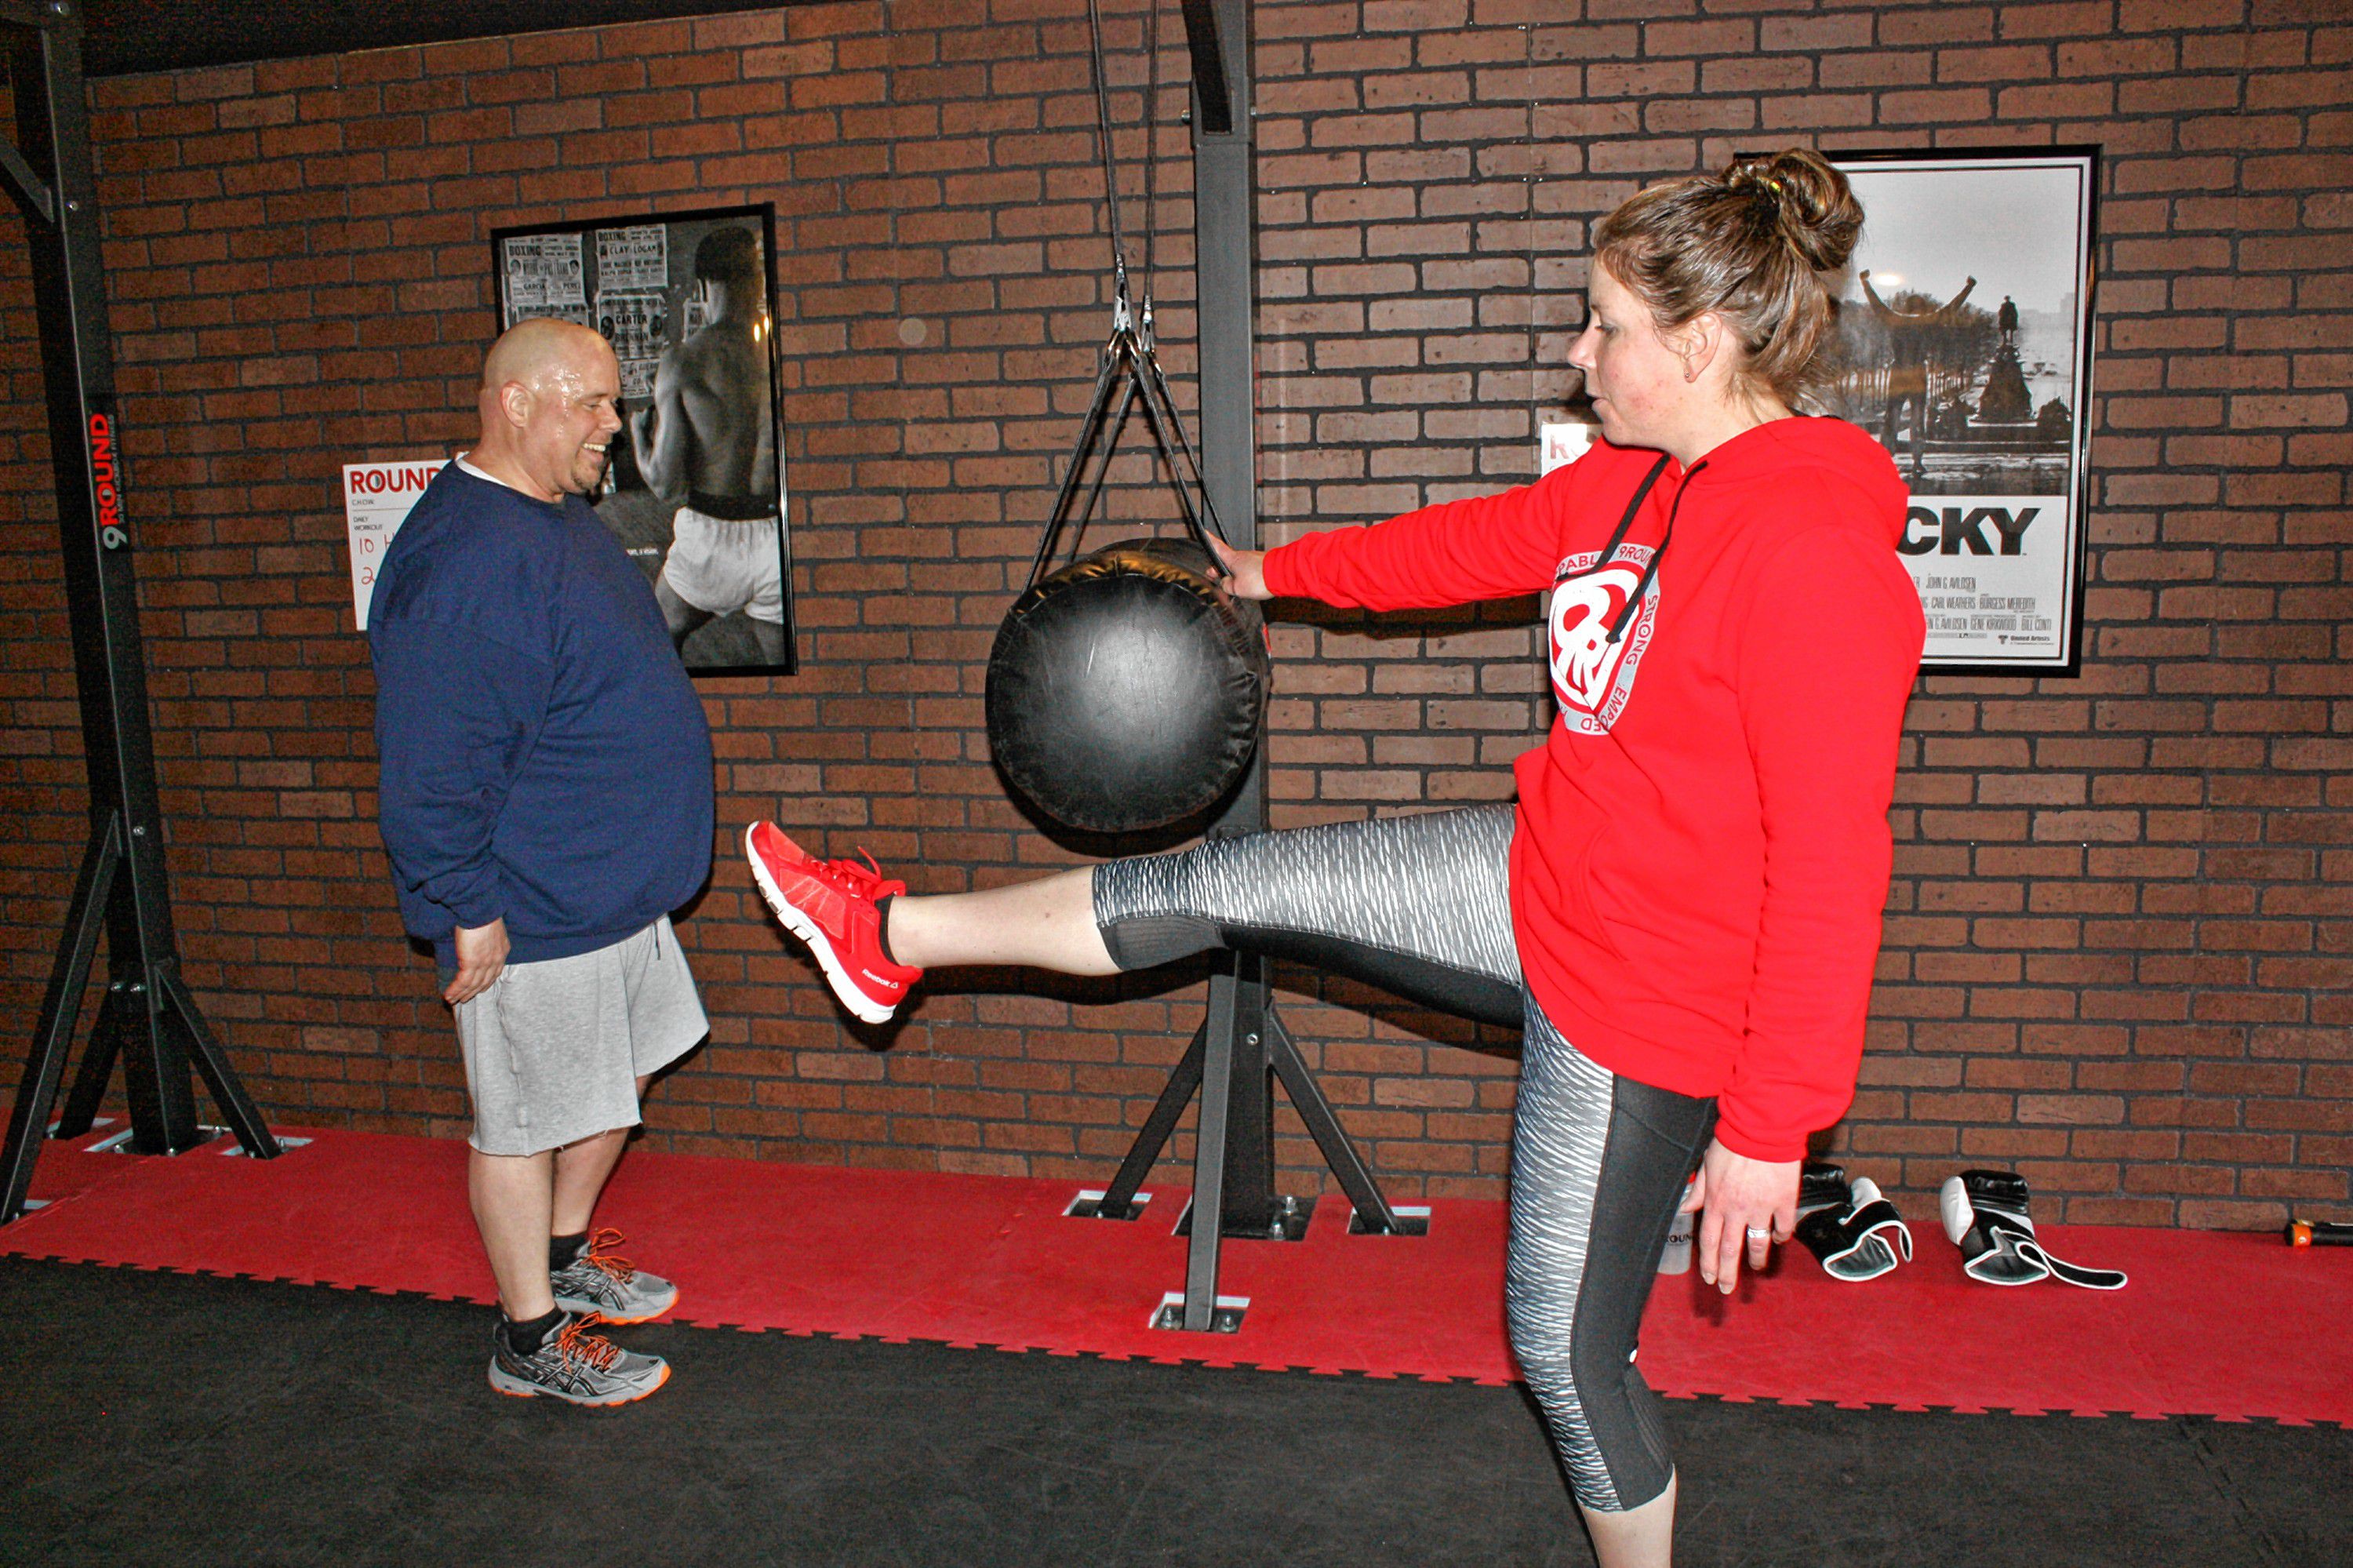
[1559,453,1708,645]
[1605,457,1706,645]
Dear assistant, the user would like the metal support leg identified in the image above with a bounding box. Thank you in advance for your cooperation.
[160,970,278,1159]
[1267,1006,1404,1234]
[1096,969,1411,1333]
[114,967,198,1158]
[1093,1019,1206,1220]
[1181,966,1242,1331]
[0,817,117,1221]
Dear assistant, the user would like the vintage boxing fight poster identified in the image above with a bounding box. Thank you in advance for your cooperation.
[594,289,670,402]
[497,233,588,330]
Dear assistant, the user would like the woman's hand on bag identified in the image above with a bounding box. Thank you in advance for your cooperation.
[1206,533,1271,600]
[1685,1139,1799,1295]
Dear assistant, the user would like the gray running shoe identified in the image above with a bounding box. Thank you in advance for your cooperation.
[549,1228,679,1323]
[487,1312,669,1406]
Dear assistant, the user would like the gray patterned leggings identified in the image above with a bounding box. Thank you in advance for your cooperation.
[1093,805,1715,1512]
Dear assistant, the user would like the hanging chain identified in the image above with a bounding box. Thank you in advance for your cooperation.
[1083,0,1134,332]
[1138,0,1164,349]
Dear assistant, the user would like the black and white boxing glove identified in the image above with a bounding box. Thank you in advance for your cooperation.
[1795,1175,1913,1282]
[1798,1162,1852,1218]
[1938,1169,2126,1290]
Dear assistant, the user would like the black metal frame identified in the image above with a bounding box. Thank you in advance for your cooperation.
[0,0,278,1225]
[1070,0,1413,1337]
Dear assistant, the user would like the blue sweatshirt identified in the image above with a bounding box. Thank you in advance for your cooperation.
[369,462,714,968]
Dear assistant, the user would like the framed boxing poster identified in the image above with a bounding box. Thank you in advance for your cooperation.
[491,202,795,675]
[1825,147,2099,675]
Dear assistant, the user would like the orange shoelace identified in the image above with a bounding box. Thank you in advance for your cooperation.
[552,1312,620,1371]
[579,1227,638,1283]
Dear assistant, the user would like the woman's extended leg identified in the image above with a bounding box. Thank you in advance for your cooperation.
[886,868,1115,973]
[747,806,1522,1025]
[1082,804,1520,1024]
[1505,997,1715,1568]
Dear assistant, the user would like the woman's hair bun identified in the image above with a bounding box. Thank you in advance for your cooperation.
[1594,147,1870,405]
[1727,148,1864,275]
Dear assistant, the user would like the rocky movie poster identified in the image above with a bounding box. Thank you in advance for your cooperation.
[1829,152,2096,672]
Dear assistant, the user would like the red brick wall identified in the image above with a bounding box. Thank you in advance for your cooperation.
[2,0,2346,1226]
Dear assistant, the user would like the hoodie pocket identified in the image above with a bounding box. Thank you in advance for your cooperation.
[1557,817,1628,963]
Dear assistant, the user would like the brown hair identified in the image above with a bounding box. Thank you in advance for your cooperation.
[1592,148,1864,406]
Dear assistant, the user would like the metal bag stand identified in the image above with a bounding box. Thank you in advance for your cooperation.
[0,0,278,1224]
[1056,0,1416,1337]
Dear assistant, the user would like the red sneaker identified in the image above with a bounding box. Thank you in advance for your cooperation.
[745,821,922,1024]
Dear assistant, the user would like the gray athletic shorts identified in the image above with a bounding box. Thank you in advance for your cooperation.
[454,916,707,1157]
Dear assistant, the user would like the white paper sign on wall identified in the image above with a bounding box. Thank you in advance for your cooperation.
[1539,421,1598,477]
[343,460,448,630]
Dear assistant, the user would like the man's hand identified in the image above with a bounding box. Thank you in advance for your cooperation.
[1686,1137,1799,1296]
[446,917,510,1006]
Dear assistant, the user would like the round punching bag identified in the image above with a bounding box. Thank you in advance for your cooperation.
[986,537,1269,835]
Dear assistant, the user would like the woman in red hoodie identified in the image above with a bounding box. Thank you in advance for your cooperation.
[748,147,1925,1567]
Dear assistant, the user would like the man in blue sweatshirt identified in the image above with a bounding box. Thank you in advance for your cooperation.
[370,319,715,1405]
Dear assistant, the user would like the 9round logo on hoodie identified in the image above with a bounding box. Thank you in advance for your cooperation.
[1548,544,1659,735]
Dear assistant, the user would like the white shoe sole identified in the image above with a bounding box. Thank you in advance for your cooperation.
[744,824,899,1026]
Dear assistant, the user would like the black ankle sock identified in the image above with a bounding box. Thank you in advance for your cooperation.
[500,1306,566,1357]
[875,894,900,964]
[549,1231,588,1271]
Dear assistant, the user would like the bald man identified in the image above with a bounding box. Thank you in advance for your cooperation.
[369,319,715,1405]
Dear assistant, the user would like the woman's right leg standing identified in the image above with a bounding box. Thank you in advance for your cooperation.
[1505,998,1715,1568]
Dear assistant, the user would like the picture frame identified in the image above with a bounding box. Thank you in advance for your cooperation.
[1824,147,2100,675]
[490,202,795,675]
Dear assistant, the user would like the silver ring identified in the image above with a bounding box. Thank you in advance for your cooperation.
[1744,1225,1770,1242]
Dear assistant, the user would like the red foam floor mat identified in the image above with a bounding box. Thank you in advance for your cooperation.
[8,1125,2348,1423]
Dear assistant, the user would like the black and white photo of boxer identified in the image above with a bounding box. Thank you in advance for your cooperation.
[630,225,786,668]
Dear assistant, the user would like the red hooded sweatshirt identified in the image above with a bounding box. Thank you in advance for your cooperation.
[1263,417,1925,1161]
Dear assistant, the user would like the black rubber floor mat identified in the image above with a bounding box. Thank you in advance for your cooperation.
[2,1257,2341,1566]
